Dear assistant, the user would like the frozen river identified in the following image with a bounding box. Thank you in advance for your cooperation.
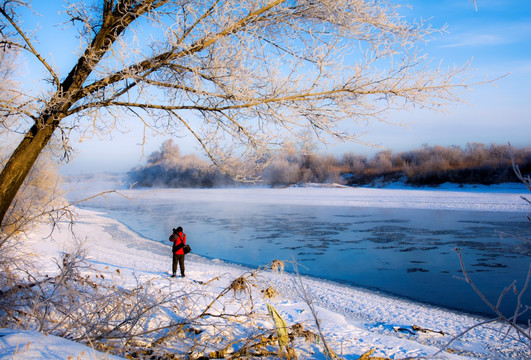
[70,184,531,321]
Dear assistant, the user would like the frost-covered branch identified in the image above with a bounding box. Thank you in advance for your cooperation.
[0,0,477,228]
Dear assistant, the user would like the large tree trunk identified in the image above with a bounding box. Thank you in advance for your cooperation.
[0,116,60,228]
[0,2,147,229]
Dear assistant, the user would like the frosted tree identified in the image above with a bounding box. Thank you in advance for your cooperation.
[0,0,470,227]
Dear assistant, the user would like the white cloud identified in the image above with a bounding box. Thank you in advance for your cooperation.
[441,20,531,48]
[442,33,507,48]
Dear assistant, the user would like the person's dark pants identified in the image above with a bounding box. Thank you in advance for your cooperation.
[172,253,185,277]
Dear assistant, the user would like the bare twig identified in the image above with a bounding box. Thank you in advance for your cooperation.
[454,248,530,342]
[291,260,336,359]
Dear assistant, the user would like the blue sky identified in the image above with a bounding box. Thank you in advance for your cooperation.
[14,1,531,174]
[329,0,531,158]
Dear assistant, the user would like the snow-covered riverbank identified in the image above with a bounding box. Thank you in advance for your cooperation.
[2,183,530,359]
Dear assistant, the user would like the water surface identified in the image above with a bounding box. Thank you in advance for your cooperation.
[80,193,531,321]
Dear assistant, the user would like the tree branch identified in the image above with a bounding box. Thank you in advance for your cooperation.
[0,6,60,88]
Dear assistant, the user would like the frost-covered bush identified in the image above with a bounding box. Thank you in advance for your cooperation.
[0,249,330,359]
[262,158,300,187]
[128,140,235,188]
[261,152,343,186]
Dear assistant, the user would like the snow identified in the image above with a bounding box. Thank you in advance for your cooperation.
[1,183,530,359]
[0,328,124,360]
[152,184,529,212]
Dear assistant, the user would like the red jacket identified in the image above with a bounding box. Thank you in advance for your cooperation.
[170,232,186,255]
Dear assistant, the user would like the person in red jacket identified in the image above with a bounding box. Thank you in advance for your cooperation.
[169,226,186,277]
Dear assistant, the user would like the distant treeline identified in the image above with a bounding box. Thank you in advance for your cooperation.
[128,141,530,188]
[340,143,531,187]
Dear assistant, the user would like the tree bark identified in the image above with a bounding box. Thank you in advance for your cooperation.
[0,116,60,227]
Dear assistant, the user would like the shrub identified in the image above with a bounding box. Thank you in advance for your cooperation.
[128,140,235,188]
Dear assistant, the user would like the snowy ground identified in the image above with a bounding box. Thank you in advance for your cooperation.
[1,183,530,359]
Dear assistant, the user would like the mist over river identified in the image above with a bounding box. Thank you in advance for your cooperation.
[69,183,531,321]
